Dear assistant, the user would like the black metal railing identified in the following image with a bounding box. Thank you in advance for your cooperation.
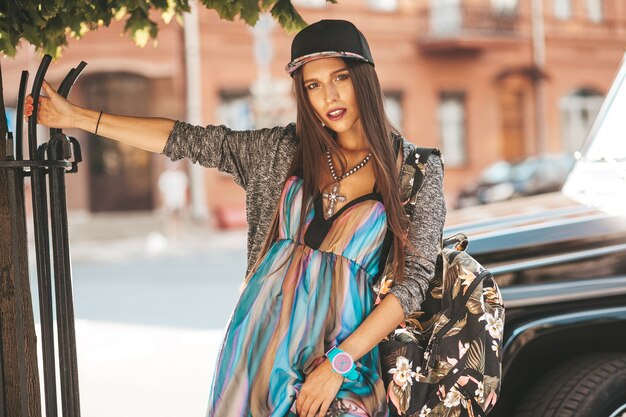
[0,55,85,417]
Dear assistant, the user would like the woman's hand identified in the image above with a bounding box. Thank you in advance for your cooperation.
[296,359,344,417]
[24,80,77,129]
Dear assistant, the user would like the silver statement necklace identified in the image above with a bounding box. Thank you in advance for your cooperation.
[322,145,372,220]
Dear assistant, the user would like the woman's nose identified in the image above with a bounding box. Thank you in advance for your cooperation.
[325,85,339,103]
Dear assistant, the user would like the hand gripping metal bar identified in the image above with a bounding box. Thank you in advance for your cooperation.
[27,55,51,159]
[25,54,59,417]
[35,65,74,417]
[47,61,87,417]
[51,61,86,139]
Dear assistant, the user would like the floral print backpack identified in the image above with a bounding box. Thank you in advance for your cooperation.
[375,146,505,417]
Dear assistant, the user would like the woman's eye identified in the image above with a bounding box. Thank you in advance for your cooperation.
[337,73,349,81]
[306,83,318,90]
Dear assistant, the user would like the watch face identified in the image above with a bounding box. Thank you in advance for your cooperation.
[332,352,354,373]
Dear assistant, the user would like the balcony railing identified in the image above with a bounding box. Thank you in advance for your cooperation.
[419,3,520,40]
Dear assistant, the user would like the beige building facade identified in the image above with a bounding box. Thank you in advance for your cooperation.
[3,0,625,227]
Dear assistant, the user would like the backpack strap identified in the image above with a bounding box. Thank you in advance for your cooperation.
[403,147,444,218]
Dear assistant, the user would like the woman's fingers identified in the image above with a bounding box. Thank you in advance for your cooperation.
[300,396,314,417]
[41,79,58,97]
[295,394,302,415]
[305,398,323,417]
[23,97,42,118]
[317,399,332,417]
[297,394,313,416]
[23,95,33,118]
[22,87,61,129]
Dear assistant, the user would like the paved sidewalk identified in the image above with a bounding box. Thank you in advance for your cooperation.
[36,320,222,417]
[25,211,245,417]
[27,210,248,263]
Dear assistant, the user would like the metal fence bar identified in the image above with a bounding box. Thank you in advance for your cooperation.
[47,69,76,417]
[48,62,86,417]
[15,72,27,162]
[26,55,60,417]
[19,68,59,417]
[48,137,80,417]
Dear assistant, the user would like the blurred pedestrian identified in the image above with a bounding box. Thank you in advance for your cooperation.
[25,19,446,417]
[157,162,189,241]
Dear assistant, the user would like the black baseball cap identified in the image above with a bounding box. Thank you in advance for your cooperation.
[285,19,375,77]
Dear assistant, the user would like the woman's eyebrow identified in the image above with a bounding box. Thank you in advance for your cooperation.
[303,67,349,84]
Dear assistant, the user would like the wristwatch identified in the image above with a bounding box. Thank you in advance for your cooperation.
[325,346,359,381]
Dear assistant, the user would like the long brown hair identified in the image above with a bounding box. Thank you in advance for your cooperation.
[243,58,419,286]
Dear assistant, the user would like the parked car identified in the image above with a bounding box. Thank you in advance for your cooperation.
[447,54,626,417]
[455,153,576,209]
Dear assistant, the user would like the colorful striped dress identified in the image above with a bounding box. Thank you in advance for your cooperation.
[207,172,390,417]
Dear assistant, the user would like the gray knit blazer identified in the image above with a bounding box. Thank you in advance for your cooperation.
[161,121,447,318]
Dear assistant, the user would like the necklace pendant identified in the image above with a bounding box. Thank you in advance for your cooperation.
[322,181,346,220]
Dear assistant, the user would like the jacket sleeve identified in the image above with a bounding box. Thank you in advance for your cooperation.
[161,120,289,190]
[389,152,447,318]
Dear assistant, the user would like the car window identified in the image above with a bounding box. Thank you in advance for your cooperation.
[563,53,626,215]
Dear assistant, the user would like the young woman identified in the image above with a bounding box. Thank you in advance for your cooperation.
[25,19,446,417]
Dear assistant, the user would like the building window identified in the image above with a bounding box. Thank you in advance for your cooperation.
[437,92,467,167]
[429,0,462,36]
[383,92,403,131]
[217,91,254,130]
[560,88,604,153]
[368,0,398,12]
[491,0,518,15]
[292,0,326,7]
[554,0,572,20]
[586,0,604,22]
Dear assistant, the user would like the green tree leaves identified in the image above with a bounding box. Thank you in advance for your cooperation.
[0,0,334,58]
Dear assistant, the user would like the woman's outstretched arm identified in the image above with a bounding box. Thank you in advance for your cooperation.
[24,80,174,153]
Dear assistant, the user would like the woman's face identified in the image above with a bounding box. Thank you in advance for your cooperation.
[301,57,362,137]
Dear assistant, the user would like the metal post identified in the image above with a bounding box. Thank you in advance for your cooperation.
[47,62,86,417]
[183,0,209,221]
[26,56,60,417]
[47,136,81,417]
[531,0,547,155]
